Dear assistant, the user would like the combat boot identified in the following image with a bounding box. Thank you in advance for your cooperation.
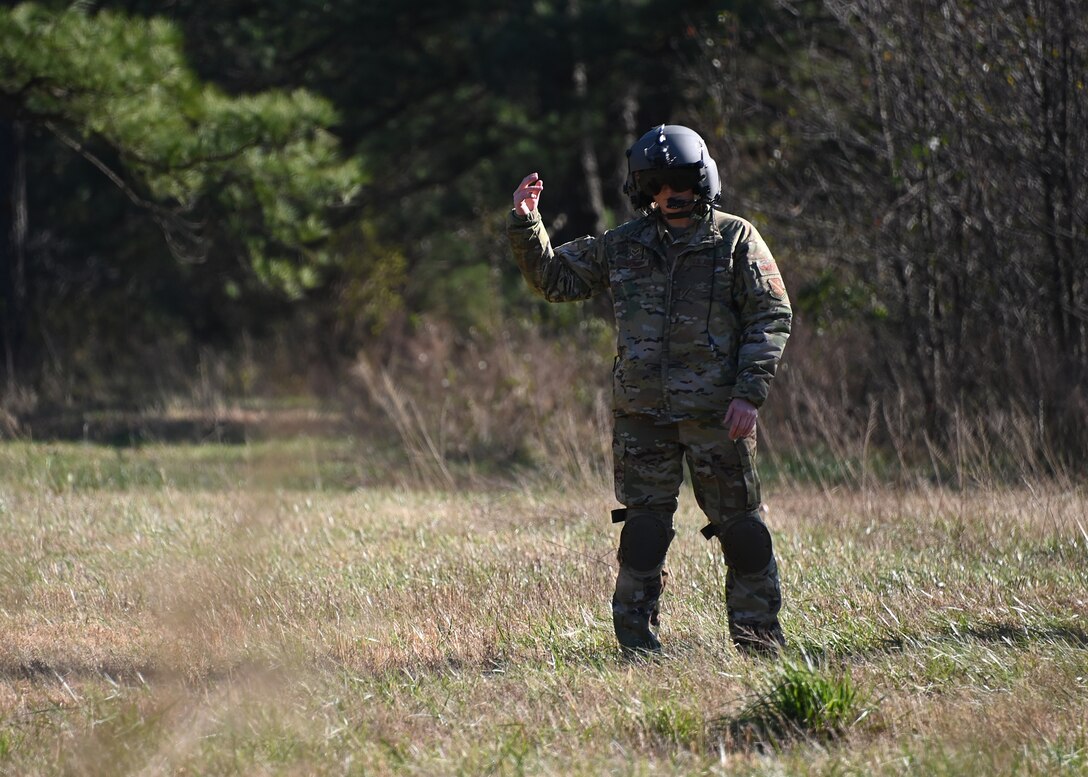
[613,600,661,648]
[612,567,668,655]
[612,600,662,655]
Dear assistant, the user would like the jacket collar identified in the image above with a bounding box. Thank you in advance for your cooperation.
[628,208,723,253]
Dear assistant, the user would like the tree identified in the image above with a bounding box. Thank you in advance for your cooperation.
[820,0,1087,447]
[676,0,1087,460]
[111,0,731,287]
[0,2,361,402]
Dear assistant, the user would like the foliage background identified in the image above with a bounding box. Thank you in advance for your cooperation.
[2,0,1085,474]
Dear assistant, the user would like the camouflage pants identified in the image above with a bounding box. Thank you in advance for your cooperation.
[611,414,782,641]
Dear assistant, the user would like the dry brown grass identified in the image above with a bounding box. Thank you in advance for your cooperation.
[1,440,1086,775]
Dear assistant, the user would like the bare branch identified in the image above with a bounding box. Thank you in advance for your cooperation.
[45,120,208,263]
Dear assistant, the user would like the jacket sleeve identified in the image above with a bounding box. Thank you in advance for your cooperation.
[730,223,792,408]
[506,209,607,302]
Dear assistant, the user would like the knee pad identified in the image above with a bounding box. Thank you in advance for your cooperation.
[618,512,675,572]
[720,517,773,575]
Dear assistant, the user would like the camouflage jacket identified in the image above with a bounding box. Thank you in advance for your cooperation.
[507,207,791,419]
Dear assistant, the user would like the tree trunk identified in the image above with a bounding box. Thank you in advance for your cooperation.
[0,120,28,395]
[568,0,606,235]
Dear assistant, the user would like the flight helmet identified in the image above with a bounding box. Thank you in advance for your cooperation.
[623,124,721,215]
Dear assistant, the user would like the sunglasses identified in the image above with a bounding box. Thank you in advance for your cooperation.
[637,168,701,196]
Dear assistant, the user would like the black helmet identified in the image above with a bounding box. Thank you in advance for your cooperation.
[623,124,721,212]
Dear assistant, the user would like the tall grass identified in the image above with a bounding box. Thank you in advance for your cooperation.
[344,319,1078,498]
[349,319,614,491]
[768,325,1077,491]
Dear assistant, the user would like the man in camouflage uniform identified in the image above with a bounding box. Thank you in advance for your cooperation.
[506,125,791,656]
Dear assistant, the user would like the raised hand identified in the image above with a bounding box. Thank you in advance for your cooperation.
[513,173,544,217]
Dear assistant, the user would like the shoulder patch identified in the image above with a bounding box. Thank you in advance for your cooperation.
[757,258,780,275]
[768,277,787,300]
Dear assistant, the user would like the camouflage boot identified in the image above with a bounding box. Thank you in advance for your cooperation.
[612,565,667,655]
[726,561,785,657]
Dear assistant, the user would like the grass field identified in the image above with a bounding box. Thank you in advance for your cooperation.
[1,437,1086,775]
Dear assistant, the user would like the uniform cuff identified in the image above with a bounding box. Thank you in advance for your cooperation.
[731,384,767,409]
[508,209,541,226]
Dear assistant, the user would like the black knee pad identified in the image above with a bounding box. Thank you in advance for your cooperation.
[618,513,675,572]
[720,517,773,575]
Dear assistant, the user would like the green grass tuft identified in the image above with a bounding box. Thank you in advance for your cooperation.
[725,659,867,747]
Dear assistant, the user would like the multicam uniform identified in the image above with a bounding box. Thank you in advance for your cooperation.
[507,204,791,652]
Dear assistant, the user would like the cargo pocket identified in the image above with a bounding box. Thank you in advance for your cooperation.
[734,437,761,512]
[612,432,626,504]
